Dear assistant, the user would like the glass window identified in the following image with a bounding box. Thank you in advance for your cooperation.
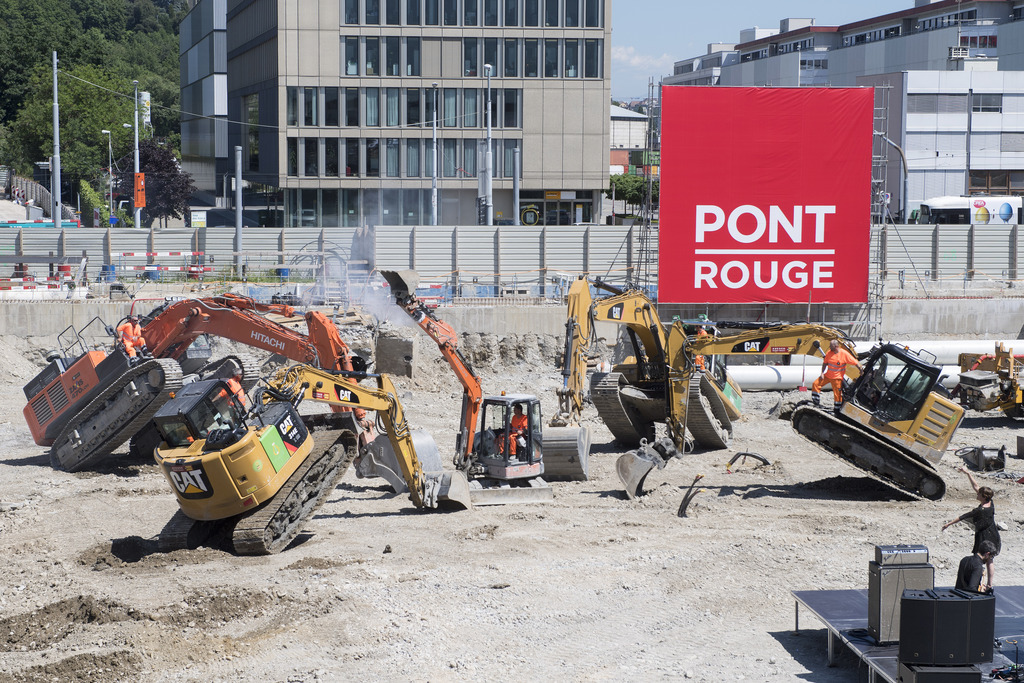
[584,0,599,26]
[503,88,518,127]
[443,139,458,177]
[504,39,518,77]
[345,88,359,126]
[484,0,498,25]
[383,189,400,224]
[544,39,558,77]
[407,37,421,75]
[366,87,380,126]
[545,0,558,26]
[386,87,400,126]
[564,39,579,77]
[304,87,318,126]
[524,0,538,25]
[425,0,438,24]
[484,38,499,75]
[407,0,420,24]
[287,87,299,126]
[367,138,380,177]
[584,39,600,78]
[325,138,339,176]
[345,0,359,24]
[425,86,437,127]
[287,137,297,175]
[564,0,578,26]
[465,0,478,25]
[524,39,538,77]
[444,0,458,25]
[464,38,479,76]
[386,0,401,24]
[444,88,458,126]
[324,87,339,126]
[463,139,477,176]
[973,94,1003,113]
[407,139,421,176]
[424,139,434,180]
[489,90,499,128]
[342,188,360,226]
[323,189,339,227]
[304,138,319,176]
[345,137,359,176]
[345,37,359,75]
[464,88,478,127]
[364,188,380,226]
[386,36,400,76]
[407,88,421,125]
[403,189,421,225]
[503,139,517,177]
[366,0,379,23]
[386,138,400,177]
[365,37,380,76]
[245,93,259,171]
[505,0,518,26]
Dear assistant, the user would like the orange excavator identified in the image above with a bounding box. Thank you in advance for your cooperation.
[381,270,589,504]
[23,294,366,472]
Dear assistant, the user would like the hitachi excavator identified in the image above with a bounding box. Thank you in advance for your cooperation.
[618,322,965,501]
[585,281,743,452]
[23,294,366,472]
[153,364,471,555]
[380,270,590,501]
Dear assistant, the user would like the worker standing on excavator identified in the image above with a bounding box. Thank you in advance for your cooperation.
[812,339,861,414]
[694,314,711,371]
[116,316,149,362]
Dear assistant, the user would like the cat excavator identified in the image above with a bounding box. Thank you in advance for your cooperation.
[953,342,1024,417]
[153,364,471,555]
[618,322,965,502]
[23,294,365,473]
[381,270,590,500]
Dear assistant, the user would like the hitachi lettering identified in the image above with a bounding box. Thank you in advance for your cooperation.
[695,205,836,243]
[250,331,286,350]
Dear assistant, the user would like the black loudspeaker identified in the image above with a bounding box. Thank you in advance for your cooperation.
[898,589,995,666]
[897,662,981,682]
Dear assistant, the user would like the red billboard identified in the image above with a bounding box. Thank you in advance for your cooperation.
[659,87,874,304]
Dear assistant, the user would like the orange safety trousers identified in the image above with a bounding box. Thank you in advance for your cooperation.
[812,376,844,403]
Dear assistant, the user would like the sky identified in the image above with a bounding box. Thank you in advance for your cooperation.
[611,0,914,100]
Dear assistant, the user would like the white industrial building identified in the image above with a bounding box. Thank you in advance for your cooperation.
[664,0,1024,222]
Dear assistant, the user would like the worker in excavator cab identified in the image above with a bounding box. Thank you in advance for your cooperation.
[116,315,149,362]
[812,339,862,415]
[510,404,528,453]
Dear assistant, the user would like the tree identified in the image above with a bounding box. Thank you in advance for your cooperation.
[606,173,660,215]
[114,138,195,228]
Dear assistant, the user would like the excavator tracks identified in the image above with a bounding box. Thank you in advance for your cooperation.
[790,405,945,501]
[50,358,184,472]
[158,510,219,553]
[231,421,358,555]
[591,372,654,445]
[684,373,732,450]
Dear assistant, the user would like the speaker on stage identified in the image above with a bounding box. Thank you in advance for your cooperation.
[897,662,981,682]
[868,560,934,644]
[898,588,994,666]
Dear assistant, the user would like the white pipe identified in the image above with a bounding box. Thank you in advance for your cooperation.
[728,365,962,392]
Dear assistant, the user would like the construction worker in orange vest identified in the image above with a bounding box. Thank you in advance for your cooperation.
[694,314,710,371]
[812,339,862,415]
[116,316,149,361]
[226,374,247,408]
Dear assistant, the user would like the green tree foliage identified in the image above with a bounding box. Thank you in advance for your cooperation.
[113,138,195,228]
[606,174,660,215]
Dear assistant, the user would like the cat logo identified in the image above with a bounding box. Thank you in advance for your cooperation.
[334,383,357,403]
[730,336,769,354]
[608,303,624,320]
[167,463,213,499]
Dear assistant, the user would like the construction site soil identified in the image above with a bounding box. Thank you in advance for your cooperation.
[1,325,1022,682]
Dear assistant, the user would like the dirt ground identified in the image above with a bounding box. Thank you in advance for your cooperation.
[1,325,1021,683]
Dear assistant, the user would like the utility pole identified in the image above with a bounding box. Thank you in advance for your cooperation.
[52,52,62,229]
[484,63,493,226]
[235,146,243,276]
[132,80,141,228]
[431,82,438,226]
[101,130,113,217]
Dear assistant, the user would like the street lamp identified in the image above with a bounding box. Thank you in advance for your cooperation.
[431,82,438,226]
[484,63,493,226]
[100,129,113,217]
[132,79,140,228]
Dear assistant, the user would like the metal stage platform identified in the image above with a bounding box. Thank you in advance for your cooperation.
[792,587,1024,682]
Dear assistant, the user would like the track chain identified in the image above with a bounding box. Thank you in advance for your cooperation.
[231,422,358,555]
[158,509,220,553]
[790,405,945,501]
[591,372,652,446]
[50,358,184,472]
[684,373,731,450]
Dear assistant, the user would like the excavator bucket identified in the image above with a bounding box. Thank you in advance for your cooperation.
[616,452,658,500]
[423,470,473,510]
[359,430,472,510]
[380,270,420,299]
[542,425,592,480]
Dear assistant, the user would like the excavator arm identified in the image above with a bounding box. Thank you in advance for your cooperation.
[265,365,471,509]
[381,270,483,468]
[590,285,669,381]
[552,277,595,426]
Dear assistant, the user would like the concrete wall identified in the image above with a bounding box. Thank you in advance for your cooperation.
[0,302,135,338]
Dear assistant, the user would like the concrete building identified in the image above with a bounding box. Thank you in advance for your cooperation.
[663,0,1024,221]
[193,0,611,228]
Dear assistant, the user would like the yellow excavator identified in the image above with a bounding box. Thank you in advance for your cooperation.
[618,322,965,501]
[152,365,471,554]
[954,342,1024,417]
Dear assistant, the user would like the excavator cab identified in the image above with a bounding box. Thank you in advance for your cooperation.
[152,379,249,450]
[852,345,942,423]
[473,395,543,481]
